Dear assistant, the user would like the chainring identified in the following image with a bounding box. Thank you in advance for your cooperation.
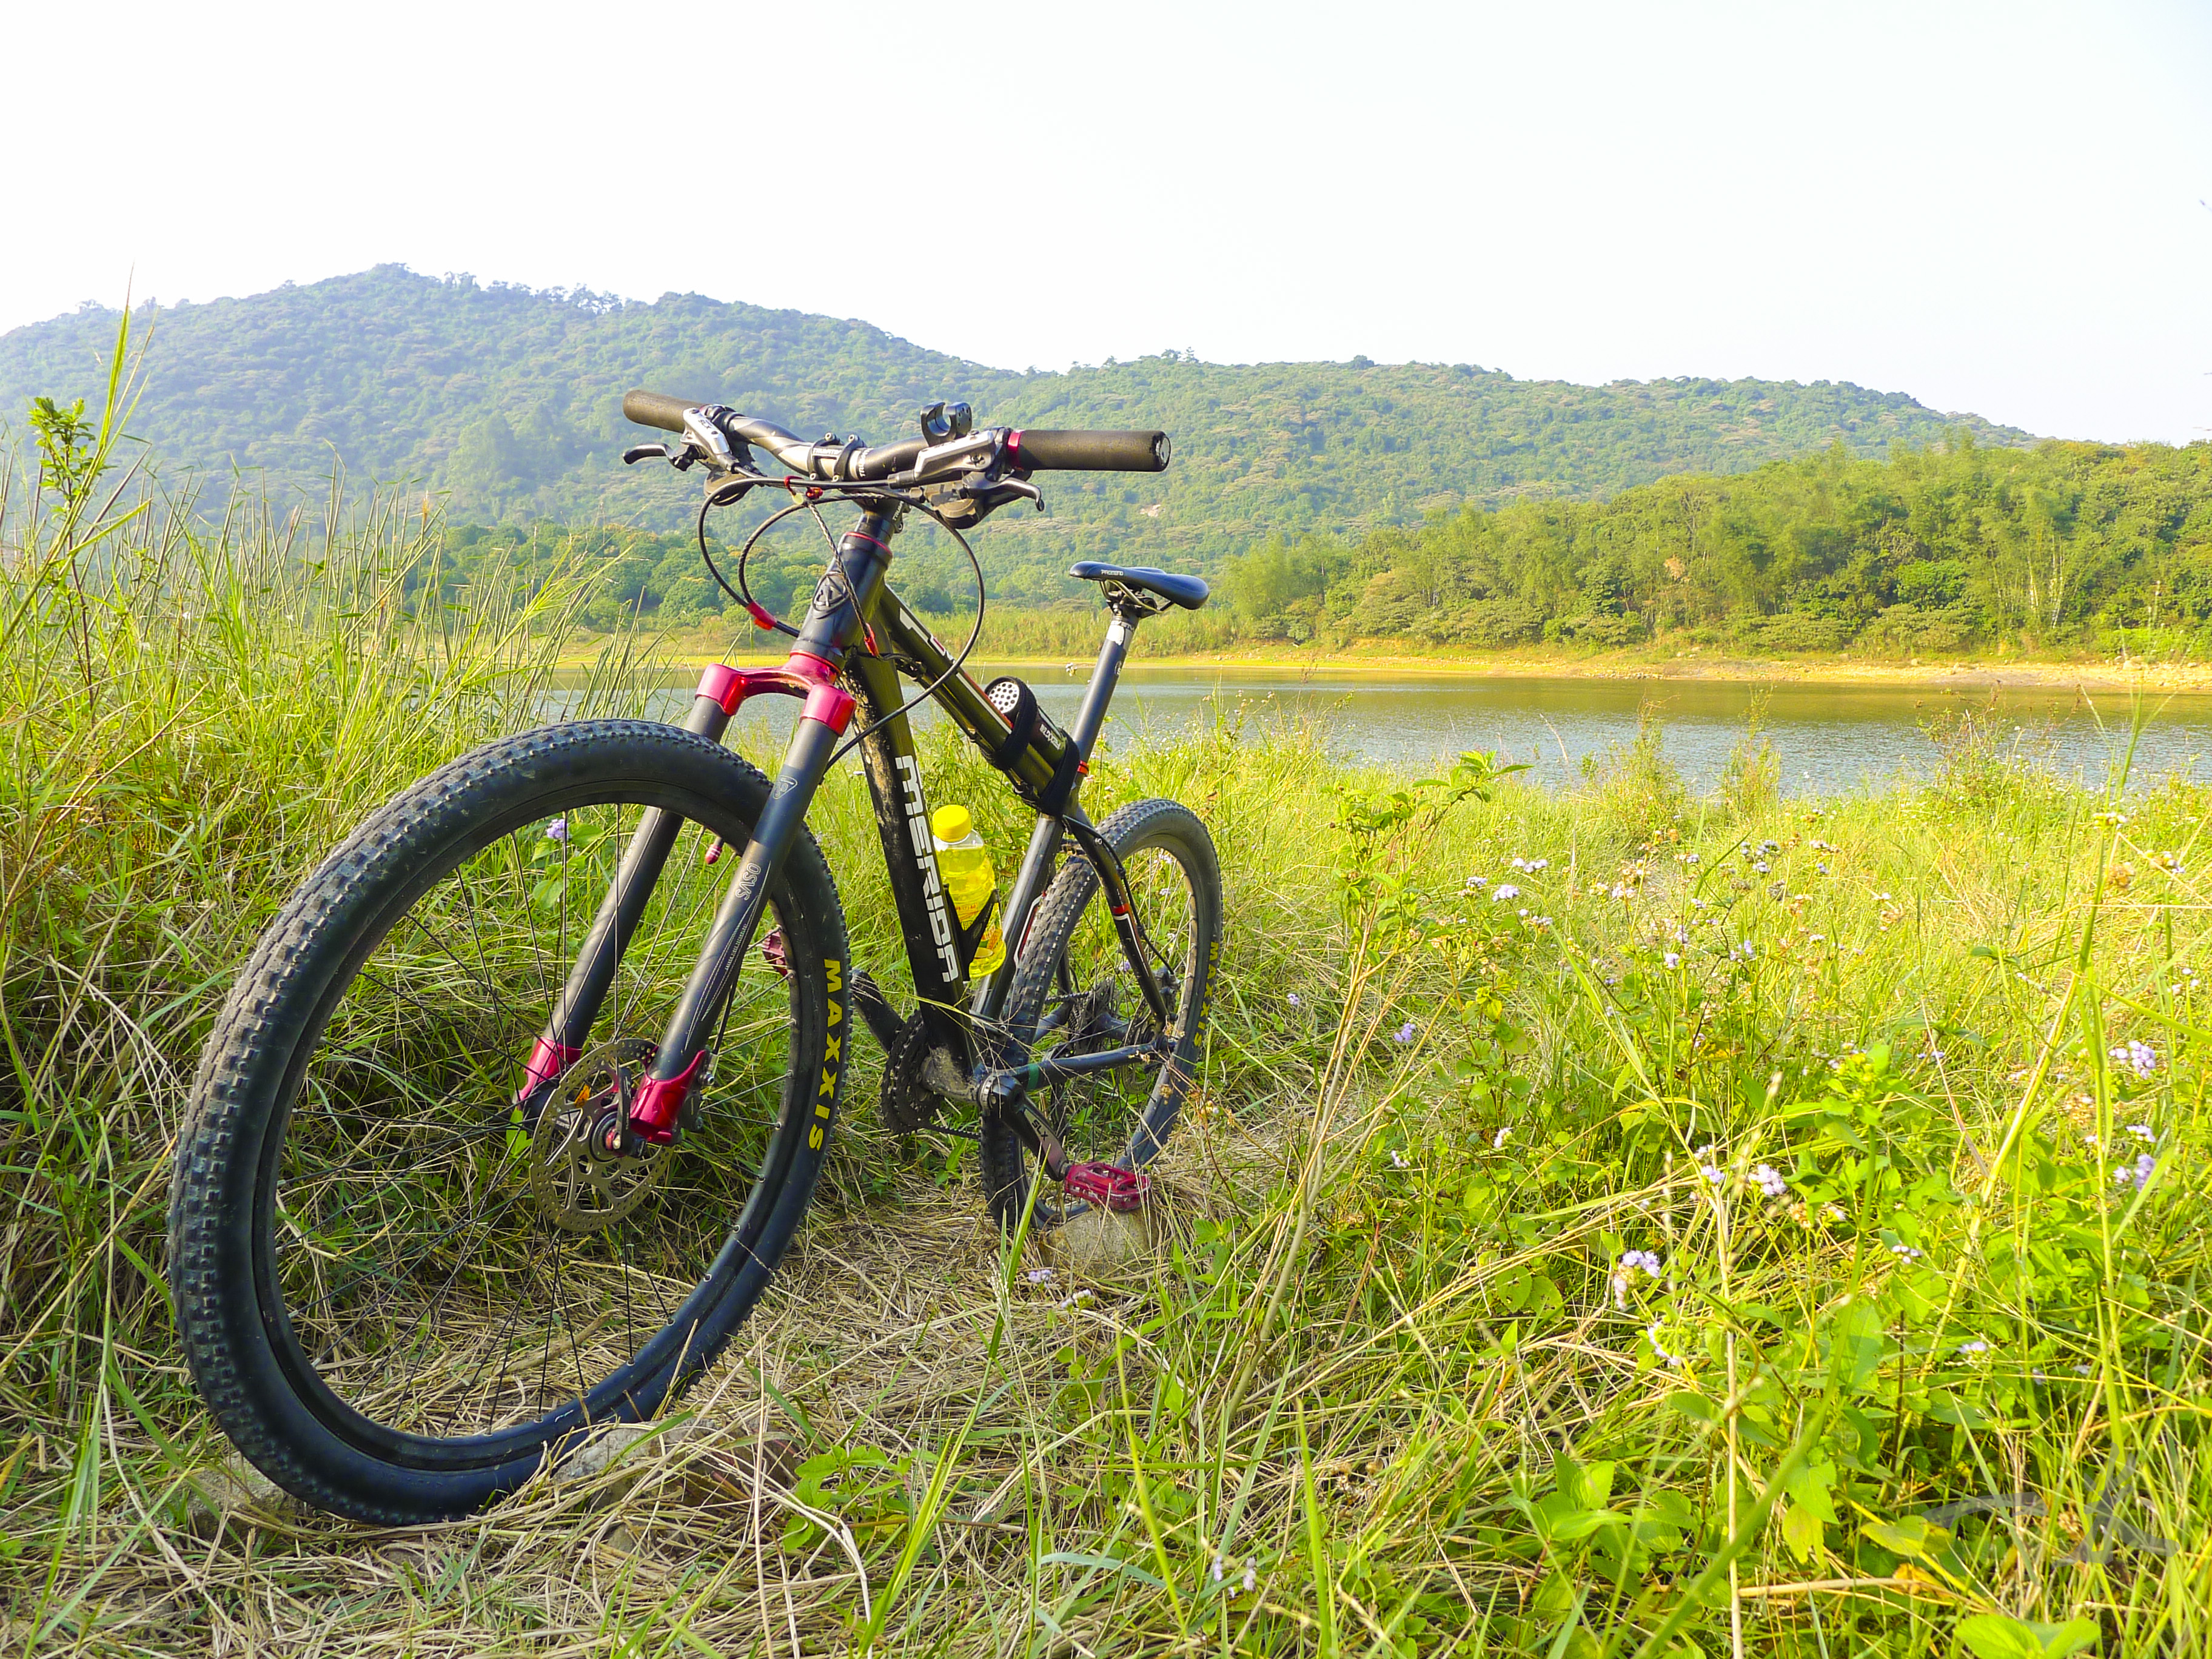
[528,1037,668,1233]
[880,1012,963,1136]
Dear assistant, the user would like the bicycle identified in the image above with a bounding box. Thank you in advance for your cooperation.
[167,392,1222,1523]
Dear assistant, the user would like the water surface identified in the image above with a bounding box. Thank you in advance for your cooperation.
[549,666,2212,797]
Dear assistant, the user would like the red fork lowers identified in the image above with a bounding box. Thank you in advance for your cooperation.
[514,653,853,1144]
[515,1037,581,1104]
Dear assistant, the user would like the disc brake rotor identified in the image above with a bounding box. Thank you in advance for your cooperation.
[529,1038,668,1233]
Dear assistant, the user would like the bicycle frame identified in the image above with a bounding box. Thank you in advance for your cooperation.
[515,503,1153,1153]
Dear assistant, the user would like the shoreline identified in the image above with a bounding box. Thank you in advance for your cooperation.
[572,632,2212,695]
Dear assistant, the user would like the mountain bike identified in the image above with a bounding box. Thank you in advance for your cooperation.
[167,392,1222,1523]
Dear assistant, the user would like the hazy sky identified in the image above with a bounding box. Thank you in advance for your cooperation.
[9,1,2210,442]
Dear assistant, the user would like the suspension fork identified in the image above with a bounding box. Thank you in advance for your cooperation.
[515,510,896,1145]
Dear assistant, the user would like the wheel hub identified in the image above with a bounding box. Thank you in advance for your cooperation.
[528,1038,668,1233]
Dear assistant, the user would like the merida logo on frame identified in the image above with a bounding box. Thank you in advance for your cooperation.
[894,754,963,986]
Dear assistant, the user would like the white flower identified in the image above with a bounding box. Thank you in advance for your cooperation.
[1890,1242,1925,1261]
[1492,1126,1512,1150]
[1751,1163,1786,1199]
[1647,1322,1685,1368]
[1664,951,1681,969]
[1959,1339,1989,1356]
[1389,1148,1410,1169]
[1492,884,1520,902]
[1024,1267,1056,1284]
[1464,874,1487,889]
[1701,1164,1726,1186]
[1530,857,1550,871]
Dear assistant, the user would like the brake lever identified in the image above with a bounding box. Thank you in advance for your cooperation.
[622,444,668,465]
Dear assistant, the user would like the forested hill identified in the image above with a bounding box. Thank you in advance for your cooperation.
[1,265,2035,596]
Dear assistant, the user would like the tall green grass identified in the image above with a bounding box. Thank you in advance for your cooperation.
[4,374,2208,1657]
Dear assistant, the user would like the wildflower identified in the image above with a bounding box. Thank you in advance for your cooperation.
[1242,1562,1256,1594]
[1492,884,1521,902]
[2116,1152,2156,1191]
[1530,857,1549,870]
[1647,1322,1685,1368]
[1610,1248,1661,1307]
[1959,1339,1989,1357]
[2110,1039,2157,1080]
[1530,915,1553,929]
[1493,1126,1512,1150]
[1663,951,1681,969]
[1691,897,1708,909]
[1510,856,1528,870]
[1393,1021,1415,1044]
[1024,1267,1056,1284]
[1751,1163,1787,1199]
[1286,992,1301,1007]
[1389,1149,1410,1170]
[1874,891,1894,902]
[1890,1242,1924,1261]
[1701,1164,1726,1186]
[545,818,570,843]
[1823,1204,1847,1223]
[1753,860,1771,874]
[1815,862,1831,876]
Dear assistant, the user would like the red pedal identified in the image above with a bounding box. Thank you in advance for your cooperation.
[1062,1161,1150,1213]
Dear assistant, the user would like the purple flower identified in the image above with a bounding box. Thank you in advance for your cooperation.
[544,817,569,843]
[1663,951,1681,970]
[2109,1039,2157,1081]
[1752,1163,1786,1199]
[1492,884,1521,902]
[1393,1021,1415,1044]
[1286,992,1301,1008]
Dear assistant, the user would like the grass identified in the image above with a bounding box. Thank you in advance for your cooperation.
[5,394,2210,1657]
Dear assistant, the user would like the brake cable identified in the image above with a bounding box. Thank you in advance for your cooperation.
[691,468,990,768]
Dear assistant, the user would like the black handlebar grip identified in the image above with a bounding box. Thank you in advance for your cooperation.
[623,390,702,433]
[1013,429,1171,473]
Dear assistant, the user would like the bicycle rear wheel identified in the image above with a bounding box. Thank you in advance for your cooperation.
[169,720,847,1523]
[980,798,1222,1230]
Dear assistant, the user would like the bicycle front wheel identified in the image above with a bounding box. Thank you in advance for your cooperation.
[981,798,1222,1230]
[169,720,848,1523]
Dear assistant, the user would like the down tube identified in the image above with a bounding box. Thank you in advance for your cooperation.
[846,652,967,1016]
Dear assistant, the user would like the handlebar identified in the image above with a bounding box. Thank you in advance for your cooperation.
[622,389,1169,480]
[1009,429,1171,473]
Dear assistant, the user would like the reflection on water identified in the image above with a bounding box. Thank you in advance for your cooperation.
[541,666,2212,797]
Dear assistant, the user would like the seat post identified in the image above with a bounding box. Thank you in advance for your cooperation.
[1064,608,1141,769]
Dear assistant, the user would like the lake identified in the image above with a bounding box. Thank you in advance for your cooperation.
[554,666,2212,797]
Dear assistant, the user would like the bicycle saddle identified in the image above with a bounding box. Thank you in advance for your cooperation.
[1068,562,1210,611]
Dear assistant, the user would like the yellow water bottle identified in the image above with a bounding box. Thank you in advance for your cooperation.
[931,804,1006,976]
